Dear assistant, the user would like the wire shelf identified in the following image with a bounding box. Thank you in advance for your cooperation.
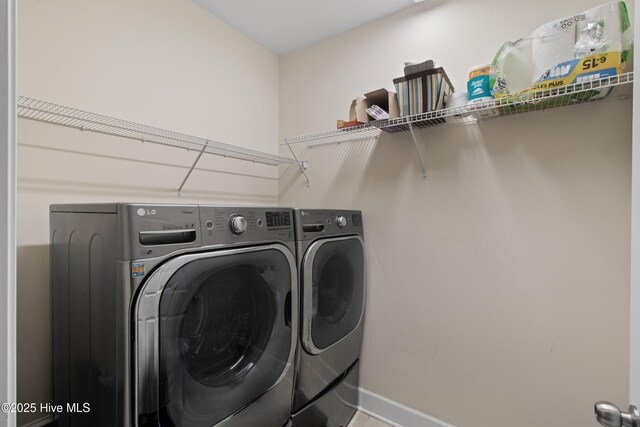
[283,126,383,146]
[18,96,298,166]
[282,72,633,145]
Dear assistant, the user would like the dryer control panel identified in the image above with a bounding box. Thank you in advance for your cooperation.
[294,209,364,241]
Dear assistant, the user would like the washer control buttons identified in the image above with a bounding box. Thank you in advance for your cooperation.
[229,214,248,235]
[257,218,264,227]
[204,220,214,230]
[336,215,347,228]
[266,211,290,227]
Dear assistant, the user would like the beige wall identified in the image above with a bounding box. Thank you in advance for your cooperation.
[279,1,633,426]
[17,0,280,425]
[17,0,635,426]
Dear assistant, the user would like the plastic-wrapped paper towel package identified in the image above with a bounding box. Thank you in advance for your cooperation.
[575,2,630,57]
[492,1,632,99]
[532,18,578,82]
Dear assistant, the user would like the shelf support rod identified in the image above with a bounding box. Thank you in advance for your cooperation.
[177,142,208,196]
[408,123,427,180]
[284,139,310,187]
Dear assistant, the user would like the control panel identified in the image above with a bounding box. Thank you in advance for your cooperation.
[116,204,298,259]
[294,209,364,240]
[199,206,294,245]
[266,211,291,229]
[121,204,202,259]
[351,212,363,226]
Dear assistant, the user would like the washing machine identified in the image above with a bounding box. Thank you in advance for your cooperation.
[50,203,297,427]
[290,209,366,427]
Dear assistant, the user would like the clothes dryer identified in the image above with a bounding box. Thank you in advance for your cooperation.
[50,204,297,427]
[291,209,365,427]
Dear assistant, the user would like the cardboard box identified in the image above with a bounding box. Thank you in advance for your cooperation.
[349,89,400,123]
[337,120,364,129]
[349,97,368,123]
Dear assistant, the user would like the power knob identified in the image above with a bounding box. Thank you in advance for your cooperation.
[336,215,347,228]
[229,214,247,235]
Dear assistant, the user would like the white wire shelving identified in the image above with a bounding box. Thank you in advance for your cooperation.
[17,96,304,194]
[282,72,633,143]
[281,72,633,181]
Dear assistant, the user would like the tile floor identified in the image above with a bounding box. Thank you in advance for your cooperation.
[347,411,394,427]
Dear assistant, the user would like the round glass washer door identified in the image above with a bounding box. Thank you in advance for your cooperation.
[302,236,365,353]
[135,245,295,427]
[176,264,275,388]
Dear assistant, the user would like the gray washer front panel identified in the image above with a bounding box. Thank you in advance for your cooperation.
[50,203,296,427]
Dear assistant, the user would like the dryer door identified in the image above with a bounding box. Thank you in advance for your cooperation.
[134,244,296,427]
[301,235,365,354]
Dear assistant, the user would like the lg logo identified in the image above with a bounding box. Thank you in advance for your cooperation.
[137,208,157,217]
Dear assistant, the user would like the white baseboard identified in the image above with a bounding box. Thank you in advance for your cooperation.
[21,415,52,427]
[358,388,456,427]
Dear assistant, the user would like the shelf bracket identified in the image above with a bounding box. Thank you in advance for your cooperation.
[177,142,208,196]
[284,139,310,187]
[408,123,427,180]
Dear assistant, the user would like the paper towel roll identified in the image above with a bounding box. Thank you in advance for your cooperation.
[575,1,627,58]
[445,92,468,109]
[444,92,471,121]
[532,20,577,82]
[467,64,493,102]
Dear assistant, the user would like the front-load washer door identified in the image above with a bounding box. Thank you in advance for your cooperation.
[301,235,365,354]
[134,244,296,427]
